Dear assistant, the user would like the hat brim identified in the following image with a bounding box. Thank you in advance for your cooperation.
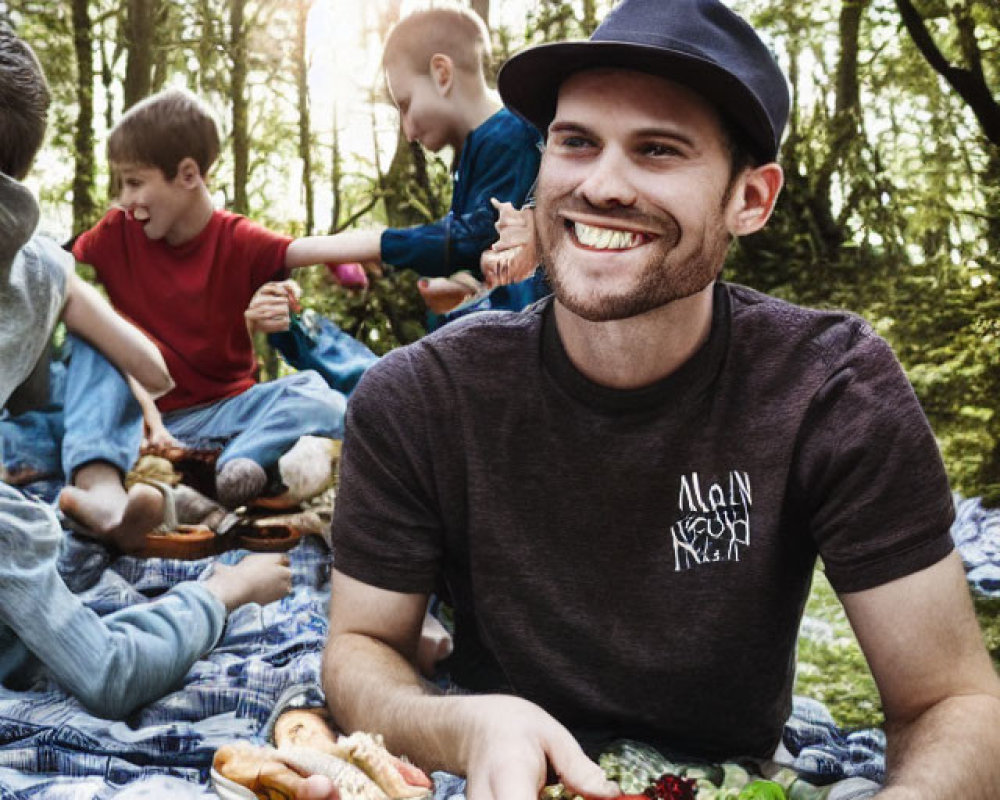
[497,40,777,162]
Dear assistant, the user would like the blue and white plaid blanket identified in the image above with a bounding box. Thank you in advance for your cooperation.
[0,531,329,799]
[951,494,1000,597]
[0,492,996,798]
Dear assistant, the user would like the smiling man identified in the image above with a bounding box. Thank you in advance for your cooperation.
[320,1,1000,799]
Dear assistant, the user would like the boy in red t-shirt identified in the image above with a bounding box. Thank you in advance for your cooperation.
[68,89,363,534]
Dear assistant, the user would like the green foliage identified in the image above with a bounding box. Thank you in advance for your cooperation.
[293,264,427,357]
[795,568,883,729]
[797,566,1000,731]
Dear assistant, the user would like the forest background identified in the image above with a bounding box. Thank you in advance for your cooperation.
[3,0,999,727]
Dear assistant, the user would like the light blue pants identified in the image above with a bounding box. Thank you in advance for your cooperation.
[0,481,225,719]
[61,336,145,478]
[3,336,346,482]
[0,406,64,481]
[1,339,142,482]
[0,337,148,481]
[161,369,346,469]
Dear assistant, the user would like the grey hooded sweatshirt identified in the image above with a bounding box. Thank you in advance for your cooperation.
[0,171,69,413]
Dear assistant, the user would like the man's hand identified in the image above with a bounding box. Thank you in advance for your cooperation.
[480,198,538,288]
[462,695,619,800]
[245,280,301,335]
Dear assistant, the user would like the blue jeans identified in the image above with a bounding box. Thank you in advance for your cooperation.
[0,340,142,482]
[0,481,225,719]
[0,406,64,481]
[162,369,346,469]
[61,336,145,478]
[6,337,345,483]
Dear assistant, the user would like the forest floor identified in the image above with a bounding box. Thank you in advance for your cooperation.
[794,566,1000,730]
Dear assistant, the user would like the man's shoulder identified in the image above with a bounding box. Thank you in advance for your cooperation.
[362,307,545,389]
[725,282,884,366]
[424,303,545,351]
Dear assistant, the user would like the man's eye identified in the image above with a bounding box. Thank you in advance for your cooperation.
[642,143,680,158]
[560,136,593,149]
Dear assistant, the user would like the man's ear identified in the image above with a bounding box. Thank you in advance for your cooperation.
[429,53,454,95]
[175,157,202,188]
[725,162,783,236]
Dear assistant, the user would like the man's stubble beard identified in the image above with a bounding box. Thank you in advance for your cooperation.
[536,200,733,324]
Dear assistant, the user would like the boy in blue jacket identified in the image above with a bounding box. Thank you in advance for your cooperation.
[258,6,545,322]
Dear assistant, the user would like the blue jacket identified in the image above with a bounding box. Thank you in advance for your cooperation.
[380,108,542,279]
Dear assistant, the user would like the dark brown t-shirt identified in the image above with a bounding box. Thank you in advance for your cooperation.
[332,283,954,760]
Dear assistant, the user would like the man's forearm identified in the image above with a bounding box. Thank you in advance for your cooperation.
[323,631,475,774]
[878,692,1000,798]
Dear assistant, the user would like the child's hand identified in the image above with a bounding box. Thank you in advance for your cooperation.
[143,422,183,451]
[245,280,301,334]
[481,198,538,288]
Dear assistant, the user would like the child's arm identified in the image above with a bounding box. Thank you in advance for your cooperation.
[480,199,538,288]
[127,375,182,449]
[284,230,382,271]
[60,270,174,399]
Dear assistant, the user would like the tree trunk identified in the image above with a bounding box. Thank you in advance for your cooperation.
[230,0,249,214]
[895,0,1000,147]
[151,1,170,94]
[470,0,489,28]
[581,0,598,34]
[123,0,157,108]
[330,103,341,234]
[810,0,869,255]
[295,0,314,235]
[99,20,116,133]
[197,0,212,93]
[71,0,98,233]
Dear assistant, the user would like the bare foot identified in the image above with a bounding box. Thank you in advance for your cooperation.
[416,610,453,678]
[202,553,292,612]
[59,463,164,552]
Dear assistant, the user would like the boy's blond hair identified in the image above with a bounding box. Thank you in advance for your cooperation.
[383,6,491,77]
[108,88,220,180]
[0,26,50,180]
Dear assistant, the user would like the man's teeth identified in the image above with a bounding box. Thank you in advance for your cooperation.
[573,222,644,250]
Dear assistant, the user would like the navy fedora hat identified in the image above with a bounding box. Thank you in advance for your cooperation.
[497,0,789,163]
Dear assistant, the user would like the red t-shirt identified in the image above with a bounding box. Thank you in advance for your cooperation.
[73,208,291,413]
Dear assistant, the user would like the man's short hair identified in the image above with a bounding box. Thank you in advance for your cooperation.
[383,6,491,76]
[0,26,50,180]
[108,88,220,179]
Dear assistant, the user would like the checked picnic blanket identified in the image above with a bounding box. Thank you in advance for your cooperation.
[0,531,330,799]
[0,494,996,798]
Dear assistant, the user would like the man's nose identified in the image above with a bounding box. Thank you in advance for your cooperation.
[576,147,637,208]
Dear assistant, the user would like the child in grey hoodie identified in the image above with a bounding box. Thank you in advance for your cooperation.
[0,26,291,719]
